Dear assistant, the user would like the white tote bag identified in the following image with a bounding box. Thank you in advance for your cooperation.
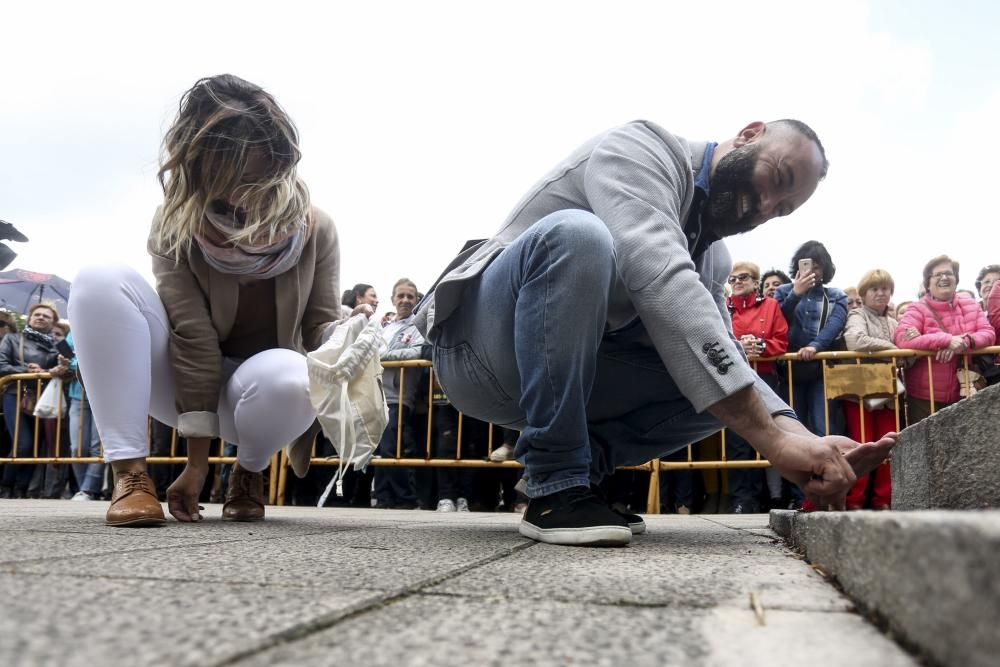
[307,314,389,507]
[33,378,66,419]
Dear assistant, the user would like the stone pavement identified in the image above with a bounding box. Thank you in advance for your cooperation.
[0,501,918,667]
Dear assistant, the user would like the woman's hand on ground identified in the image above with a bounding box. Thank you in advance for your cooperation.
[166,465,208,522]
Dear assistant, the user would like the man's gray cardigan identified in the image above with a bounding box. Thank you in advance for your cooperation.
[415,120,791,417]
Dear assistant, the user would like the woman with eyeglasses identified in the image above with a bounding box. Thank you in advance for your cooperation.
[894,255,994,424]
[68,75,368,527]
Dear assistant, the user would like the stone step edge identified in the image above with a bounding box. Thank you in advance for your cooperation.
[769,509,1000,667]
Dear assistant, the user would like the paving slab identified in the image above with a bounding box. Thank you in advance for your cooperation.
[771,509,1000,667]
[427,537,852,612]
[235,594,916,667]
[0,501,919,667]
[0,571,380,667]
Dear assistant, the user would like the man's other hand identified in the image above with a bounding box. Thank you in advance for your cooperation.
[768,432,897,511]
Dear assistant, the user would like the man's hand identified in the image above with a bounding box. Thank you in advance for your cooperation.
[770,431,897,510]
[767,431,856,510]
[843,433,898,479]
[708,389,899,513]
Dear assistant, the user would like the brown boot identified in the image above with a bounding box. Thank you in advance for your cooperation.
[106,471,166,527]
[222,463,265,522]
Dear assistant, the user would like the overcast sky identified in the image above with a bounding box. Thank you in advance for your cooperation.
[2,0,998,317]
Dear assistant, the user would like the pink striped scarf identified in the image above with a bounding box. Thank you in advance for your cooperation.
[195,208,310,279]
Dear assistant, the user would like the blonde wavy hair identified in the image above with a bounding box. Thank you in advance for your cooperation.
[152,74,310,259]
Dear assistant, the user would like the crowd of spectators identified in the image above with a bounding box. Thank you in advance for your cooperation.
[2,250,999,512]
[659,247,997,514]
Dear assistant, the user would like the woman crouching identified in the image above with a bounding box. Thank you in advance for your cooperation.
[69,74,366,526]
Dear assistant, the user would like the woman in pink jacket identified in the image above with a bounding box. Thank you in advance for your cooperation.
[894,255,995,424]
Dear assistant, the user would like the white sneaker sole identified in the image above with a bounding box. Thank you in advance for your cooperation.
[519,520,631,546]
[628,519,646,535]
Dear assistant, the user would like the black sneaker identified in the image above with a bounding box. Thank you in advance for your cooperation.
[519,486,631,546]
[594,486,646,535]
[618,510,646,535]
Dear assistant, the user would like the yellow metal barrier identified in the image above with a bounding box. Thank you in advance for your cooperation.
[3,346,998,513]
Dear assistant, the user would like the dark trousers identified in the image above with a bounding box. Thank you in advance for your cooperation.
[2,392,37,491]
[725,373,776,512]
[661,448,694,510]
[906,396,953,426]
[433,406,476,501]
[374,404,419,507]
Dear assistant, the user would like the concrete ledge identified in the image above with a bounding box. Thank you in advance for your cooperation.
[770,509,1000,667]
[893,383,1000,510]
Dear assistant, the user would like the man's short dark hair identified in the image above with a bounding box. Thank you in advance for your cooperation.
[789,240,836,284]
[770,119,829,180]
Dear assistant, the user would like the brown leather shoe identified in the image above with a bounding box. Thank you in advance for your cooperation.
[106,471,166,527]
[222,463,265,522]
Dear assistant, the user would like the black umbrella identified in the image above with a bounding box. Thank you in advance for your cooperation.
[0,269,71,316]
[0,220,29,272]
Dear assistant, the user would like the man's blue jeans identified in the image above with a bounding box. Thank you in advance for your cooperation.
[431,210,722,498]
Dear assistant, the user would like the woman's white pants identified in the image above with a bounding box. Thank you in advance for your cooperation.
[68,264,316,472]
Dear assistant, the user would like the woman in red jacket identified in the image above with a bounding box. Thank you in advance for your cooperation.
[895,255,995,423]
[725,261,788,513]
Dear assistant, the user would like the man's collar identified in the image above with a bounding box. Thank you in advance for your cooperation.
[694,142,717,194]
[686,141,719,260]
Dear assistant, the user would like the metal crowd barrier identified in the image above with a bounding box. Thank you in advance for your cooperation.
[2,346,997,513]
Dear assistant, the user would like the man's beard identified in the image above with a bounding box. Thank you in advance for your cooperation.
[704,143,762,238]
